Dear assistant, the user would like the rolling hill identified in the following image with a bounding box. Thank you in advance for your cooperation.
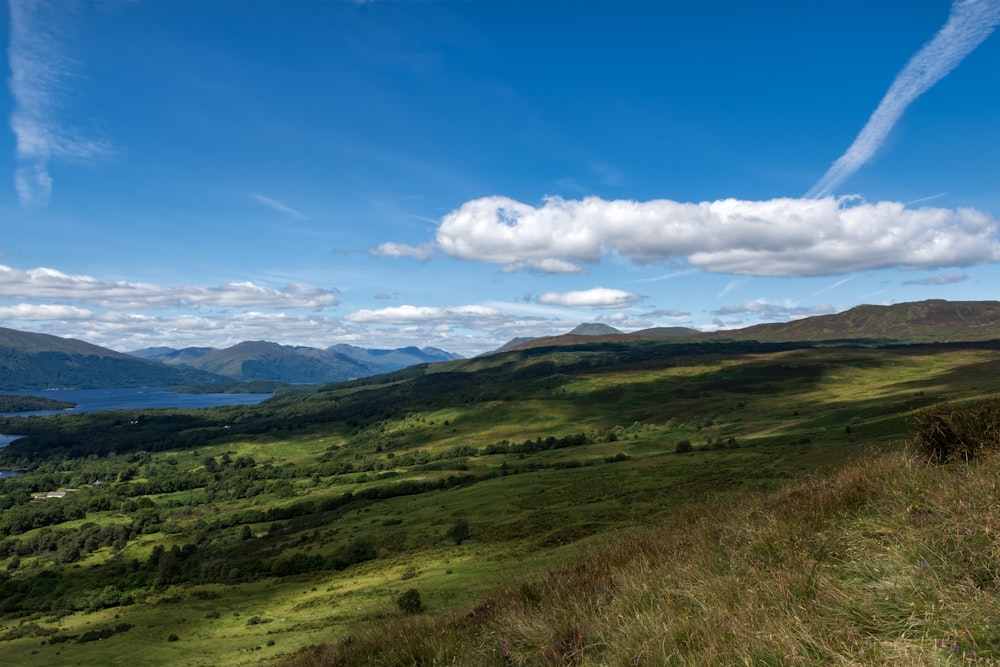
[0,327,224,390]
[500,299,1000,352]
[1,298,999,665]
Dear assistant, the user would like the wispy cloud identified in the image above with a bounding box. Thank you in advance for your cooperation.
[812,277,853,296]
[7,0,110,206]
[536,287,639,309]
[807,0,1000,198]
[631,269,697,284]
[369,242,436,261]
[905,192,949,206]
[431,195,1000,277]
[902,271,968,285]
[251,193,307,219]
[712,299,837,320]
[646,309,690,318]
[718,278,749,298]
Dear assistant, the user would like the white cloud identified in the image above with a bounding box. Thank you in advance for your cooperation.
[7,0,111,206]
[808,0,1000,198]
[0,265,339,309]
[712,300,836,320]
[812,277,853,296]
[718,278,749,298]
[370,242,436,261]
[646,309,690,318]
[433,195,1000,277]
[0,303,92,320]
[251,193,307,219]
[903,271,968,285]
[345,304,506,324]
[536,287,639,309]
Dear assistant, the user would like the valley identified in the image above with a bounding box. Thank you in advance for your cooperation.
[0,303,998,665]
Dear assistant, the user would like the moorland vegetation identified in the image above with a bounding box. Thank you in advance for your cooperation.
[0,331,997,665]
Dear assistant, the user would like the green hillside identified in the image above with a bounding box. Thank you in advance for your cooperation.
[0,327,225,390]
[0,323,998,665]
[505,299,1000,352]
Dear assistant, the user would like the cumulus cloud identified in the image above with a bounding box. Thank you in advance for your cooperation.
[536,287,639,309]
[0,303,92,320]
[0,265,338,309]
[346,304,507,325]
[370,242,436,261]
[7,0,110,206]
[903,271,968,285]
[808,0,1000,198]
[433,195,1000,277]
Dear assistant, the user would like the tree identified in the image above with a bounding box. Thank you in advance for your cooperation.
[674,439,693,454]
[396,588,423,614]
[445,518,470,545]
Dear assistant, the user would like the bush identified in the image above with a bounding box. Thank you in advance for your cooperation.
[167,633,179,642]
[913,399,1000,463]
[446,519,470,545]
[396,588,423,614]
[674,439,693,454]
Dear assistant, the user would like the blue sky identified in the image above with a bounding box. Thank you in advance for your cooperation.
[1,0,998,356]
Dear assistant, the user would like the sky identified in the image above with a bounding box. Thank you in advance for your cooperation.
[1,0,998,357]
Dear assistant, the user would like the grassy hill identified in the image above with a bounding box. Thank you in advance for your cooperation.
[0,327,224,390]
[0,317,998,665]
[504,299,1000,352]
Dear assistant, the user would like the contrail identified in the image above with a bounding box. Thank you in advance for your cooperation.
[807,0,1000,199]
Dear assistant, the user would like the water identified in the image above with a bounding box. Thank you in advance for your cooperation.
[0,434,26,477]
[0,388,272,478]
[0,386,272,418]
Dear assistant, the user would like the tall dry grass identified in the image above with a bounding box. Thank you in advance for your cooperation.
[289,438,1000,666]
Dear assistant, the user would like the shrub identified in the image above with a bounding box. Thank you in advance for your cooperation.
[167,633,179,642]
[674,439,693,454]
[395,588,423,614]
[446,519,470,545]
[913,399,1000,463]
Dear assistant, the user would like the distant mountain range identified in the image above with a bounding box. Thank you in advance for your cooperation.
[495,299,1000,352]
[129,342,463,385]
[3,300,999,390]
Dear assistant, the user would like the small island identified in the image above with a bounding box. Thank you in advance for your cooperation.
[0,394,76,412]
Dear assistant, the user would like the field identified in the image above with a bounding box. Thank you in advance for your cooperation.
[0,339,998,665]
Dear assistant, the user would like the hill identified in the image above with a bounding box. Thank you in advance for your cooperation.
[566,322,622,336]
[0,327,224,390]
[707,299,1000,344]
[132,342,463,384]
[501,299,1000,352]
[1,304,999,664]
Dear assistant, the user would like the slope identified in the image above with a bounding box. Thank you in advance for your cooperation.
[0,327,224,390]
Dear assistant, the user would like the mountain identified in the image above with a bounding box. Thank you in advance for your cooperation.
[130,346,215,365]
[327,343,462,368]
[499,300,1000,352]
[701,299,1000,344]
[567,323,623,336]
[131,341,464,384]
[0,327,225,390]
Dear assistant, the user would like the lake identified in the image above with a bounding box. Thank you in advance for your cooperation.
[0,386,273,418]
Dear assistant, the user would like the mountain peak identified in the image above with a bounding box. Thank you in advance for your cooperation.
[567,323,623,336]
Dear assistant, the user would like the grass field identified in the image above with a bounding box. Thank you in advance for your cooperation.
[1,340,998,665]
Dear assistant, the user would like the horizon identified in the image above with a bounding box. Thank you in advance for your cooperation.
[2,1,998,358]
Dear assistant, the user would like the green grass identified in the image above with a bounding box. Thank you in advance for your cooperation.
[1,341,999,665]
